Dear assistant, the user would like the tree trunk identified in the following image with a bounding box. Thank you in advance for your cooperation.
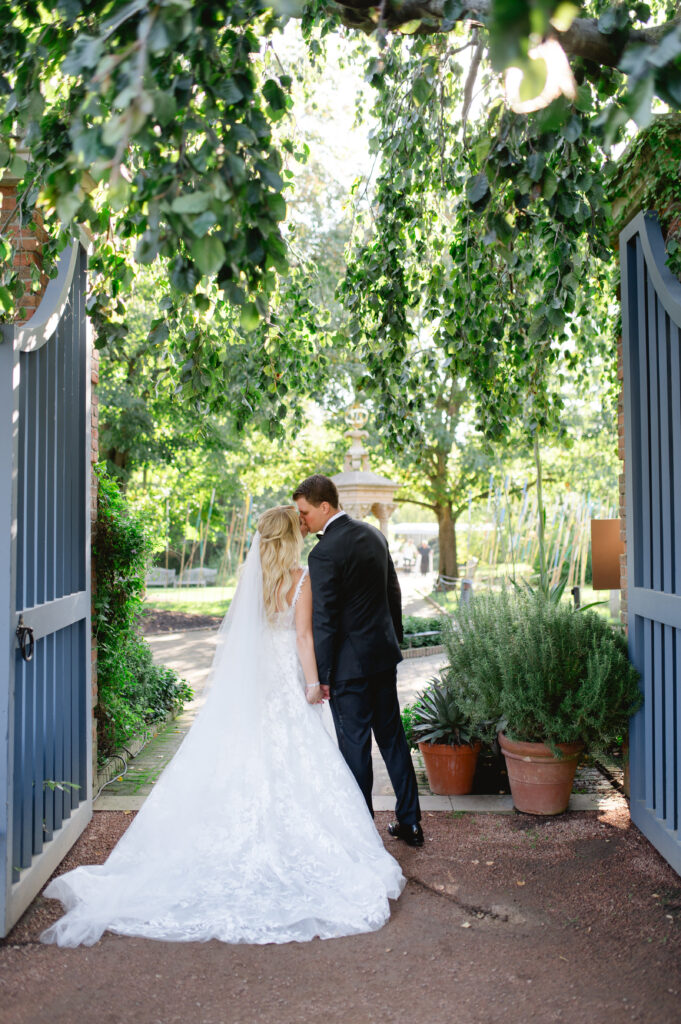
[435,503,458,582]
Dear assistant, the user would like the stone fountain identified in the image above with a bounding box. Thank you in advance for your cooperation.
[331,406,399,538]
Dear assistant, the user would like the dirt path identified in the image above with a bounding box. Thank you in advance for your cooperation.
[2,805,680,1024]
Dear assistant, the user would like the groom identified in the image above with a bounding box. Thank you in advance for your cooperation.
[293,474,423,847]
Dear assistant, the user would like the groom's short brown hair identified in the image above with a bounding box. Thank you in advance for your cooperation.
[293,474,339,508]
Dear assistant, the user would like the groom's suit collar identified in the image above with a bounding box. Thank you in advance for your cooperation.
[316,511,348,539]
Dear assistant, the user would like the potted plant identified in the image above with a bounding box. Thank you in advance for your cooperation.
[407,678,481,796]
[442,590,642,814]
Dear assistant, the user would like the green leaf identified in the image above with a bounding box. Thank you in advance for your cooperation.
[136,232,159,264]
[9,154,27,178]
[170,258,199,293]
[413,76,434,106]
[171,192,211,214]
[561,115,583,143]
[240,302,260,331]
[263,79,287,112]
[541,169,558,200]
[467,172,490,206]
[191,236,226,276]
[527,152,545,182]
[190,211,218,238]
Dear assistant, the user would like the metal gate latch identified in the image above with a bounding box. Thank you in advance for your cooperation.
[16,616,35,662]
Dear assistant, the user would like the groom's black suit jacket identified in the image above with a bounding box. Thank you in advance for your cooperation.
[308,514,403,686]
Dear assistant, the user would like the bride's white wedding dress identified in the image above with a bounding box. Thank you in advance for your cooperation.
[41,537,405,947]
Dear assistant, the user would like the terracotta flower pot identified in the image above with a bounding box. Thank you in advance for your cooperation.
[418,740,481,795]
[498,732,584,815]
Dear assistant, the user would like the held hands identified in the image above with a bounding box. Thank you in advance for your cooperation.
[305,683,323,704]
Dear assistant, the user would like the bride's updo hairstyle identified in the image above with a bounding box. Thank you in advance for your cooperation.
[257,505,303,621]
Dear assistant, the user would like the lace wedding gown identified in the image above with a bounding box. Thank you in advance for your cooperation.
[41,548,405,947]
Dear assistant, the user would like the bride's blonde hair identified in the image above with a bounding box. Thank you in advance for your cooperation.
[257,505,303,621]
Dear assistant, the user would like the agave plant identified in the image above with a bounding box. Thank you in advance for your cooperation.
[411,677,476,747]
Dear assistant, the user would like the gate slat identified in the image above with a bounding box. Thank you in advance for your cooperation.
[46,331,56,604]
[36,345,47,608]
[56,323,66,600]
[671,322,681,597]
[32,638,44,857]
[636,241,651,590]
[53,628,64,830]
[653,619,665,818]
[664,624,676,830]
[646,268,661,592]
[43,633,54,843]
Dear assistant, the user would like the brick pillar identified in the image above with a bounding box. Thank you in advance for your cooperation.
[0,177,48,322]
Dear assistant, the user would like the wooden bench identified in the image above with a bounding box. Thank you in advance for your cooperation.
[177,568,218,586]
[145,568,177,587]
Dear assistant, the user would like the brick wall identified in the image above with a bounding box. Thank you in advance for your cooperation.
[0,182,48,322]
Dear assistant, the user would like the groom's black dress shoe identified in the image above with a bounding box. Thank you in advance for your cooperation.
[387,821,424,847]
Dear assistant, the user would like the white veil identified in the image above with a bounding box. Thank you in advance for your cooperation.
[187,530,272,768]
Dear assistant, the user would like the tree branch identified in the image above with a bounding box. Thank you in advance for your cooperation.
[395,494,438,511]
[328,1,670,70]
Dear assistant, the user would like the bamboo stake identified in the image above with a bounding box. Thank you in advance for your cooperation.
[178,505,190,586]
[199,487,216,573]
[185,505,202,573]
[236,494,251,569]
[165,498,170,572]
[552,505,575,589]
[567,501,584,589]
[219,507,237,580]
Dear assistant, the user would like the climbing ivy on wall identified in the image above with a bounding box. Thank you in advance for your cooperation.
[608,113,681,279]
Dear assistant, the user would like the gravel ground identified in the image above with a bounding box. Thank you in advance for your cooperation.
[140,608,222,634]
[2,807,681,1024]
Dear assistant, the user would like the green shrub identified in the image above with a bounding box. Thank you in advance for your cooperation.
[401,614,444,649]
[94,468,192,760]
[442,590,642,754]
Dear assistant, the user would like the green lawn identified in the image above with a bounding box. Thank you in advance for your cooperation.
[144,584,236,618]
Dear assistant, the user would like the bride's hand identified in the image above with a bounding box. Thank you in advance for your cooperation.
[305,684,323,704]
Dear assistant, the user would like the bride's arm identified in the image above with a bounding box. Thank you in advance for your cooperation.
[294,575,323,704]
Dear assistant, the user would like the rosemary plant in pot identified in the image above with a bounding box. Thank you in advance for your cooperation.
[409,678,481,796]
[442,591,642,814]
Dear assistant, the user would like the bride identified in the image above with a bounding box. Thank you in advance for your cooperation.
[41,505,405,946]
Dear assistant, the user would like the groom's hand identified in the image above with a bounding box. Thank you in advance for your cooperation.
[320,684,330,700]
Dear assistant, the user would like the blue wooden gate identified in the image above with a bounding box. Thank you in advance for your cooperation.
[0,242,92,936]
[621,211,681,876]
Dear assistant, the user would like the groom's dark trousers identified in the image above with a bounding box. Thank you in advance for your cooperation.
[330,668,420,823]
[308,514,421,826]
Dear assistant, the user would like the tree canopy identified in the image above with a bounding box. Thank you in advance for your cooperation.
[1,0,678,439]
